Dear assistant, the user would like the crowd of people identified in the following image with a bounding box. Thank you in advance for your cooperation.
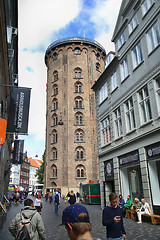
[8,190,152,240]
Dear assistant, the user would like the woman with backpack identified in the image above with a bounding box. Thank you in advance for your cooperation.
[67,190,76,205]
[34,192,43,215]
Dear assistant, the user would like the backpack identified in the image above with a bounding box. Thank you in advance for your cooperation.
[55,193,59,203]
[16,211,36,240]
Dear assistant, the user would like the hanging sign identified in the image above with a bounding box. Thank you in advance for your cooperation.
[7,87,31,134]
[12,139,24,164]
[0,119,7,145]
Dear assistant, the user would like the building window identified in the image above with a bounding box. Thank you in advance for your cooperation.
[53,71,58,82]
[142,0,154,17]
[96,53,100,60]
[99,82,108,104]
[52,84,58,96]
[75,97,83,109]
[111,72,118,92]
[53,52,58,60]
[114,107,123,138]
[147,21,160,54]
[53,148,57,159]
[138,85,152,124]
[52,114,58,126]
[96,62,100,71]
[155,77,160,115]
[120,57,129,81]
[132,42,143,69]
[52,164,57,177]
[101,116,111,145]
[74,48,81,55]
[75,82,82,93]
[75,113,83,125]
[118,31,125,49]
[125,97,136,132]
[75,129,84,142]
[52,130,58,143]
[53,98,58,110]
[76,147,85,160]
[76,165,85,178]
[74,68,82,79]
[128,14,138,35]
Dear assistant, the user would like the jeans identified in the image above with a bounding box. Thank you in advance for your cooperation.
[55,202,58,214]
[49,196,52,203]
[107,236,123,240]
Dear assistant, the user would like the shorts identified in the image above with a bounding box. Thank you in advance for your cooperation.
[35,206,41,212]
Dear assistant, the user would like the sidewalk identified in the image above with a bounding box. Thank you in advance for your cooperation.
[0,197,159,239]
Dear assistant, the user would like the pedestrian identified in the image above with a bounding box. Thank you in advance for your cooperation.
[60,204,93,240]
[67,190,76,205]
[102,192,126,240]
[122,195,132,217]
[34,192,43,215]
[49,190,53,204]
[9,198,46,240]
[137,198,152,223]
[15,191,20,205]
[76,192,80,203]
[118,194,125,209]
[52,188,61,215]
[45,192,49,201]
[132,198,142,222]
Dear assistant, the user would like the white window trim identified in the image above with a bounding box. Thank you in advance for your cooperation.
[147,21,160,54]
[99,82,108,104]
[132,42,143,69]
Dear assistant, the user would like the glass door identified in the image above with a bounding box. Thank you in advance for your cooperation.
[128,166,143,200]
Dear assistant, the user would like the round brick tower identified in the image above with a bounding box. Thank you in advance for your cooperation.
[44,37,106,195]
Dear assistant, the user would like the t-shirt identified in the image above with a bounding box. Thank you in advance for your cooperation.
[102,205,126,238]
[34,198,42,207]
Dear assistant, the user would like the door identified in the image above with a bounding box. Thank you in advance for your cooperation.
[128,166,143,200]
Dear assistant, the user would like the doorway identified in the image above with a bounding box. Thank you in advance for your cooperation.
[128,166,143,200]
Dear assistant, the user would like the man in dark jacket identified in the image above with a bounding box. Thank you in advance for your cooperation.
[102,193,126,240]
[9,198,46,240]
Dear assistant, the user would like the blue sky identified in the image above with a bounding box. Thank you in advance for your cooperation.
[18,0,122,159]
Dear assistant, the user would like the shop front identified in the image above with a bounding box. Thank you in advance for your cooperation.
[145,142,160,214]
[103,160,114,206]
[119,150,143,202]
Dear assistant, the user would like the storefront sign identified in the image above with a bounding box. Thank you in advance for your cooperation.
[0,119,7,145]
[145,142,160,160]
[12,140,24,164]
[7,87,31,134]
[119,150,139,167]
[104,160,114,180]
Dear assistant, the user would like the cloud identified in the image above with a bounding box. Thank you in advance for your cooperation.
[26,66,34,72]
[90,0,122,53]
[18,0,83,50]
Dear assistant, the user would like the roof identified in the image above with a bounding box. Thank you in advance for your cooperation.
[28,158,42,168]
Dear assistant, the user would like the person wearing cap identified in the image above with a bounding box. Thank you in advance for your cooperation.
[61,204,93,240]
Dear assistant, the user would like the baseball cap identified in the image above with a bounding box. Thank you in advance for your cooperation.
[60,204,90,225]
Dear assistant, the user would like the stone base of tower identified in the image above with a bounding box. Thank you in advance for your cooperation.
[44,186,80,196]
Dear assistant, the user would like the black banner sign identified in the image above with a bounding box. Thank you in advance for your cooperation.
[7,87,31,133]
[104,160,114,180]
[145,142,160,160]
[12,140,24,164]
[119,150,139,167]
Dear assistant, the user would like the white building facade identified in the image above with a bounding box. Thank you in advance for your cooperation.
[9,164,21,186]
[28,158,42,188]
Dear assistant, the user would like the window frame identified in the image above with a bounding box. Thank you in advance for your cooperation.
[132,42,143,69]
[120,57,129,81]
[147,21,160,54]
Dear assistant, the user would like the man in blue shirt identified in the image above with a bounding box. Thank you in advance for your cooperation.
[102,193,126,240]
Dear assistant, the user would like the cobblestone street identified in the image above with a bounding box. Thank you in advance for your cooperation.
[0,197,160,240]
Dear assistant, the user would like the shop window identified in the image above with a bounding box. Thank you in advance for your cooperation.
[114,107,123,138]
[101,116,111,145]
[125,97,136,132]
[138,85,152,124]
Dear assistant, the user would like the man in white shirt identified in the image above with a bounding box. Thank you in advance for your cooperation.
[137,199,152,223]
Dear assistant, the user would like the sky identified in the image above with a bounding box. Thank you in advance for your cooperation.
[18,0,122,160]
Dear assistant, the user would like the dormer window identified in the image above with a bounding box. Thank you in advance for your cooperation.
[74,48,81,55]
[53,52,58,60]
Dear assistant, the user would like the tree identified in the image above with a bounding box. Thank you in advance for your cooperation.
[35,151,45,184]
